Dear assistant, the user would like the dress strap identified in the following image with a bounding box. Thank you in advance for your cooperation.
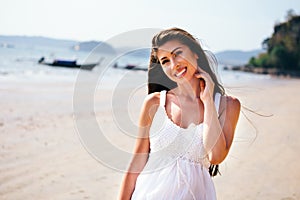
[214,93,221,115]
[160,90,167,107]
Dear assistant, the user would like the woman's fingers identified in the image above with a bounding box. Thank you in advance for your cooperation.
[194,71,207,79]
[195,67,208,78]
[194,72,206,93]
[194,72,202,79]
[199,78,205,92]
[195,69,214,101]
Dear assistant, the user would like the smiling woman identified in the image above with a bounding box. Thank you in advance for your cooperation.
[158,43,198,79]
[119,27,241,200]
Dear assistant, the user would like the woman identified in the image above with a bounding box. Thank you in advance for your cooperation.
[119,28,240,199]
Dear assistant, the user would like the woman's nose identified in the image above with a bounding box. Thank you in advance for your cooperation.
[170,57,178,70]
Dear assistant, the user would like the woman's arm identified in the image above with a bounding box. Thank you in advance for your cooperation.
[195,71,241,165]
[119,93,160,199]
[202,95,240,164]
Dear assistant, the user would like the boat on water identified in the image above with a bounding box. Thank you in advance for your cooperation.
[113,63,147,71]
[38,57,103,70]
[125,64,147,71]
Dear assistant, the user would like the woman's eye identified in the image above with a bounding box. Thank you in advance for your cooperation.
[173,50,182,57]
[161,60,169,65]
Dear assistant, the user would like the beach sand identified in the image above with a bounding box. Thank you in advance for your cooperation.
[1,71,300,200]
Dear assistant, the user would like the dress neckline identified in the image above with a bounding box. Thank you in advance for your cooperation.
[164,113,203,130]
[160,90,221,130]
[160,90,203,130]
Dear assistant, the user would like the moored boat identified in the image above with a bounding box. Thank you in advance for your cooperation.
[38,57,102,70]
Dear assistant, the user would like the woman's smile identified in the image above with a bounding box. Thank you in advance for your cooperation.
[174,67,187,78]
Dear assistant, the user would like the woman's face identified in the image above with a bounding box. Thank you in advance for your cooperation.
[156,40,199,83]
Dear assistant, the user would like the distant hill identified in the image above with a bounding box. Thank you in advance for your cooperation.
[0,35,116,54]
[0,35,77,48]
[215,49,265,65]
[72,41,116,54]
[115,47,151,58]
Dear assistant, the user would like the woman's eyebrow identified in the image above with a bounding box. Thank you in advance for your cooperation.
[159,47,182,61]
[171,47,182,54]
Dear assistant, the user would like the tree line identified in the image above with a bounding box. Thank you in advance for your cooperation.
[248,10,300,73]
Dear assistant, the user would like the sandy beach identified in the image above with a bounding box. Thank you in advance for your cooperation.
[1,70,300,200]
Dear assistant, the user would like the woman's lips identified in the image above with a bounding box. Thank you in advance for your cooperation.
[175,67,187,78]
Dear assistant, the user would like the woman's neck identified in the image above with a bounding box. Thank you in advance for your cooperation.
[175,77,200,100]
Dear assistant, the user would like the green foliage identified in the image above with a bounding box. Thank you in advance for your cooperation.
[249,53,268,68]
[249,57,258,67]
[257,53,271,68]
[248,10,300,71]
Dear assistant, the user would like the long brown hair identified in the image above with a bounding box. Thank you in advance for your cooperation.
[147,28,223,176]
[148,27,224,97]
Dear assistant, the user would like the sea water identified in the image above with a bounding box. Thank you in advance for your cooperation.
[0,44,270,86]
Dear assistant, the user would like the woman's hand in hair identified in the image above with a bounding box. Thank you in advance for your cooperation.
[194,68,214,103]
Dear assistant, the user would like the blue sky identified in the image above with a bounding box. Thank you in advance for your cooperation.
[0,0,299,52]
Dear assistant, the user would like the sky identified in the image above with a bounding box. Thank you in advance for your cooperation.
[0,0,299,52]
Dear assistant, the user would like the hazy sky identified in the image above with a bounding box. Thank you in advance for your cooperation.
[0,0,299,51]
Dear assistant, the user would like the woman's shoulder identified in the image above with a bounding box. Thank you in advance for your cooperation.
[222,95,241,112]
[143,91,161,109]
[139,92,161,125]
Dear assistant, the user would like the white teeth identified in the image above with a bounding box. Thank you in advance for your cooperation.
[175,68,187,77]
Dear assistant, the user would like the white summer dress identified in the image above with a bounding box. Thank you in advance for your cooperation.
[131,90,221,200]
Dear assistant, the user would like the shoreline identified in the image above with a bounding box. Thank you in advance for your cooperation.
[223,65,300,78]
